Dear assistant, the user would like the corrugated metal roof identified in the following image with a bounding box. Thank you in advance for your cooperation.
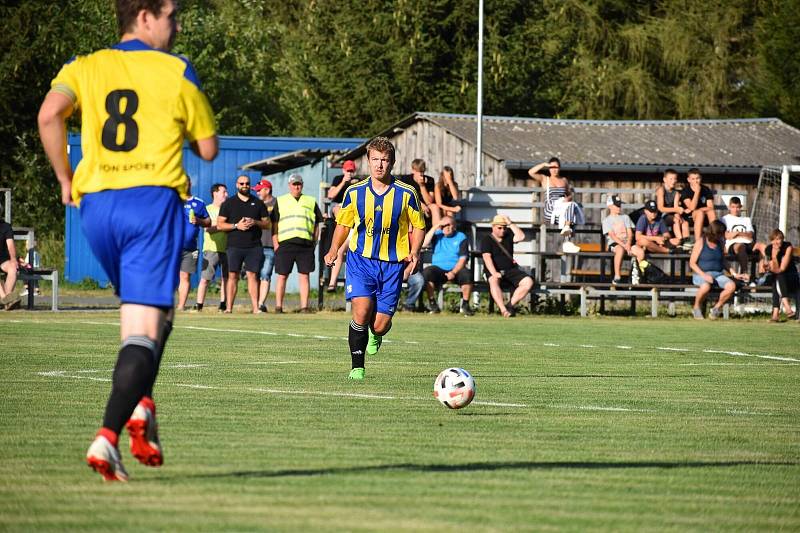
[340,112,800,169]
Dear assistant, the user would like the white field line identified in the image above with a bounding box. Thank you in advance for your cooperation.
[554,404,652,413]
[10,318,799,364]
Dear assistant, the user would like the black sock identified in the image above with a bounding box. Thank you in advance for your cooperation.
[195,302,203,310]
[102,338,157,434]
[349,320,368,369]
[144,319,172,398]
[461,299,468,306]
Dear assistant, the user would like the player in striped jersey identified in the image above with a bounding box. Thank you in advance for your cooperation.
[324,137,426,380]
[38,0,217,481]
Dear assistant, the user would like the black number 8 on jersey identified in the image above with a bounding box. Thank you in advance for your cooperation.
[102,89,139,152]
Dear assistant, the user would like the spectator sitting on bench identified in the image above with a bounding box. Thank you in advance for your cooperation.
[763,229,799,323]
[480,215,533,318]
[0,214,21,310]
[655,168,689,245]
[602,194,635,285]
[721,196,759,276]
[422,216,474,316]
[631,200,680,284]
[680,168,716,242]
[528,158,583,254]
[434,166,462,220]
[689,221,749,320]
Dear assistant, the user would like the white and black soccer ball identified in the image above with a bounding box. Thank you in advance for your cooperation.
[433,367,476,409]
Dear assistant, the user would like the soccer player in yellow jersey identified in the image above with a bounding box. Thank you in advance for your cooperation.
[324,137,426,380]
[37,0,218,482]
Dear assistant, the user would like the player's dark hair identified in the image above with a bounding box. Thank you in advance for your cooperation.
[729,196,742,205]
[116,0,167,36]
[367,137,396,165]
[210,183,226,195]
[410,158,426,172]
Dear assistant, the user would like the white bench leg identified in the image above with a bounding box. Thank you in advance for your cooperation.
[651,288,659,318]
[51,271,58,311]
[580,286,587,317]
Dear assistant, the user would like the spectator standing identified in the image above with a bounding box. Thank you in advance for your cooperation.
[271,174,323,313]
[527,158,583,253]
[217,176,269,313]
[602,194,635,285]
[689,221,748,319]
[721,196,755,275]
[38,0,218,481]
[254,179,277,313]
[195,183,228,312]
[422,216,475,316]
[480,215,533,317]
[434,166,461,220]
[0,215,20,310]
[763,229,799,322]
[323,136,426,380]
[680,168,716,242]
[655,168,689,244]
[177,178,211,311]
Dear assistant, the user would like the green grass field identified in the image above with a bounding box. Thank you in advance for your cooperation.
[1,311,799,531]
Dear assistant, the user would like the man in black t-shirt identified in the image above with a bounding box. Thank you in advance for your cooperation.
[217,175,269,313]
[326,160,360,217]
[480,215,533,317]
[0,218,21,309]
[398,158,436,227]
[680,168,717,242]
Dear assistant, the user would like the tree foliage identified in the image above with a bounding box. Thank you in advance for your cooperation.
[1,0,797,238]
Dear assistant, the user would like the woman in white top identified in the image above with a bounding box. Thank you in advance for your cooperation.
[528,157,584,253]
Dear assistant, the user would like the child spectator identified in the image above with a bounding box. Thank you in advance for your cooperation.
[680,168,716,242]
[655,168,689,245]
[721,196,755,275]
[602,194,634,285]
[630,200,678,284]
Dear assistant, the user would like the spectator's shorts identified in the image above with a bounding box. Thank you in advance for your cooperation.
[201,251,228,281]
[345,252,404,316]
[227,246,263,274]
[484,265,531,289]
[80,186,183,308]
[422,265,473,287]
[692,270,732,288]
[663,213,676,229]
[725,241,753,254]
[180,249,199,273]
[607,242,628,253]
[275,241,315,275]
[260,247,275,280]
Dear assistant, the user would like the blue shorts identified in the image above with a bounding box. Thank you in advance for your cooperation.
[345,252,404,316]
[260,247,275,279]
[692,270,733,288]
[80,186,184,308]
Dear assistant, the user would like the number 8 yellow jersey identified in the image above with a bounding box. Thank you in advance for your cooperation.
[49,39,216,205]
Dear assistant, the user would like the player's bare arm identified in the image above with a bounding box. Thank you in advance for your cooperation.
[324,224,351,266]
[37,91,75,206]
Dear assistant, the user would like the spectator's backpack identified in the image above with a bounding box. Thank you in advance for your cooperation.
[638,260,670,284]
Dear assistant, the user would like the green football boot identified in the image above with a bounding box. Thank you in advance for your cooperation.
[366,329,382,355]
[348,367,365,380]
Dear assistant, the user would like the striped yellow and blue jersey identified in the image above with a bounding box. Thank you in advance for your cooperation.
[335,177,426,262]
[49,39,216,204]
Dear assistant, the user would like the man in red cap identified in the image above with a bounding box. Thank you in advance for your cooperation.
[325,161,362,292]
[254,179,276,312]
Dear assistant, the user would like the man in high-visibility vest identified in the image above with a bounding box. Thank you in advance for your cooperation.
[270,174,323,312]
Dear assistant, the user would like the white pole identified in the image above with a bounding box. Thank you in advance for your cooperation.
[779,165,789,234]
[474,0,484,187]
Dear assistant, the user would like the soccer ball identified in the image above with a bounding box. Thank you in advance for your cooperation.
[433,367,476,409]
